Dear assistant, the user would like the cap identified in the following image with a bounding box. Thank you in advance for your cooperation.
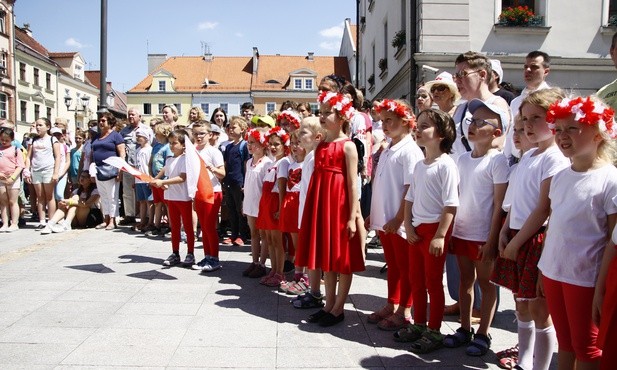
[424,72,461,102]
[210,124,222,134]
[135,128,150,139]
[50,127,63,135]
[251,115,275,128]
[468,99,509,132]
[490,59,504,83]
[89,125,99,134]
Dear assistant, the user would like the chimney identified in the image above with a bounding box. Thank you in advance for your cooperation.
[22,23,32,37]
[147,53,167,74]
[307,52,314,61]
[252,47,259,75]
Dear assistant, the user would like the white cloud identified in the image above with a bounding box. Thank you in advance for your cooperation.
[65,37,86,48]
[319,23,344,38]
[198,21,219,30]
[319,41,339,51]
[235,32,244,38]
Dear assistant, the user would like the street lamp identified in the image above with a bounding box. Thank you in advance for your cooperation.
[64,94,91,129]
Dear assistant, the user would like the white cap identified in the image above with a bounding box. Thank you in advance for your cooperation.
[468,99,509,132]
[490,59,504,83]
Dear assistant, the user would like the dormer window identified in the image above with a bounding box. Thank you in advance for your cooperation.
[159,81,166,92]
[292,77,315,91]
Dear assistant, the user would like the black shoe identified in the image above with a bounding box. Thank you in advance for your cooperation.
[118,216,136,226]
[318,312,345,327]
[163,253,181,266]
[283,260,295,273]
[308,309,328,323]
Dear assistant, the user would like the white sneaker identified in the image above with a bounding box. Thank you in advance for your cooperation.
[40,225,52,235]
[51,223,68,233]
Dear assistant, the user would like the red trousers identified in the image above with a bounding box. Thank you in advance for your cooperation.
[408,223,449,330]
[194,192,223,258]
[380,231,412,307]
[167,200,195,254]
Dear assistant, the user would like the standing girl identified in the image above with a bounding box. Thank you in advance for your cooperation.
[295,91,364,327]
[151,129,195,267]
[256,126,290,287]
[539,96,617,370]
[366,99,423,331]
[242,128,272,278]
[399,108,458,353]
[0,127,24,232]
[492,88,570,370]
[23,118,62,229]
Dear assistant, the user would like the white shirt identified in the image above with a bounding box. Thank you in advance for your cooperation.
[134,145,152,184]
[163,155,190,201]
[501,163,519,212]
[31,135,58,171]
[198,145,224,192]
[243,155,272,218]
[508,146,569,230]
[263,158,283,194]
[285,160,302,193]
[370,134,424,238]
[453,150,509,241]
[298,151,315,229]
[406,153,459,227]
[539,164,617,287]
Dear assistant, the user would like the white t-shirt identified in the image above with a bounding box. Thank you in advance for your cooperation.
[501,163,519,212]
[263,158,283,194]
[31,135,58,171]
[370,134,424,238]
[198,145,224,192]
[508,146,569,230]
[134,145,152,184]
[453,150,510,241]
[286,160,302,193]
[298,150,315,229]
[163,155,190,201]
[406,153,459,227]
[539,164,617,287]
[243,155,272,218]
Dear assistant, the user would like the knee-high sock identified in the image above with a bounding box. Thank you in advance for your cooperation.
[533,326,556,370]
[517,319,535,370]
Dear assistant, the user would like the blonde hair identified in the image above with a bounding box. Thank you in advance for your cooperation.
[300,116,324,136]
[162,104,179,122]
[154,122,172,137]
[188,106,205,122]
[229,116,249,131]
[519,87,566,115]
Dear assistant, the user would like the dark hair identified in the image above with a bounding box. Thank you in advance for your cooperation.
[280,100,298,111]
[209,107,228,126]
[455,51,494,86]
[417,109,457,154]
[361,99,373,112]
[168,129,189,146]
[0,126,14,140]
[340,84,362,109]
[77,173,96,198]
[319,74,346,92]
[99,112,117,127]
[240,102,254,111]
[526,50,551,68]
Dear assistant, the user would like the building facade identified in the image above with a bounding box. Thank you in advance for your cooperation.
[0,1,15,123]
[355,0,617,104]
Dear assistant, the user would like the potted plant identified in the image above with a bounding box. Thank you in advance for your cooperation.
[498,5,541,26]
[391,30,406,50]
[368,74,375,87]
[378,58,387,73]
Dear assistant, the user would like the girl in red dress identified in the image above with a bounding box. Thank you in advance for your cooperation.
[296,91,365,327]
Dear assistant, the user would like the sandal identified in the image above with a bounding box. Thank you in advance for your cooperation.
[496,344,518,359]
[393,323,426,343]
[498,355,518,369]
[466,333,491,356]
[377,313,409,331]
[292,292,324,309]
[367,306,394,324]
[409,329,444,354]
[443,327,474,348]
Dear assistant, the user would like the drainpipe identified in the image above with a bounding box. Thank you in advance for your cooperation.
[98,0,108,114]
[409,0,418,109]
[355,0,360,88]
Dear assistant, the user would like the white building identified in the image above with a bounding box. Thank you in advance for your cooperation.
[354,0,617,104]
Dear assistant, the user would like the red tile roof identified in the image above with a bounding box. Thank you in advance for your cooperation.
[253,55,350,91]
[15,26,49,57]
[85,70,101,89]
[49,52,78,58]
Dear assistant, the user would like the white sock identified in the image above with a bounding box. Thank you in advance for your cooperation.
[517,319,535,370]
[533,326,556,370]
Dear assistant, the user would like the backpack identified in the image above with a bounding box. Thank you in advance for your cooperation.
[352,137,365,174]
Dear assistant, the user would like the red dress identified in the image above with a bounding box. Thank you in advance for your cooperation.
[296,139,365,274]
[255,162,279,230]
[598,246,617,370]
[279,166,302,233]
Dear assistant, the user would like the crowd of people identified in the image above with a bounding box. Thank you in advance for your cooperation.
[1,44,617,370]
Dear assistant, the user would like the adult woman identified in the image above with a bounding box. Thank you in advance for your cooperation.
[161,104,179,129]
[23,118,62,229]
[210,107,229,144]
[424,71,461,117]
[91,112,125,230]
[186,106,205,129]
[415,86,434,114]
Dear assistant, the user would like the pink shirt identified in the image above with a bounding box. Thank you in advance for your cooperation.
[0,145,25,175]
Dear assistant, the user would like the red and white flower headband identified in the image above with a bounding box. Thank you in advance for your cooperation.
[267,126,290,147]
[546,96,616,138]
[277,109,301,129]
[374,99,416,124]
[317,90,355,120]
[245,128,267,145]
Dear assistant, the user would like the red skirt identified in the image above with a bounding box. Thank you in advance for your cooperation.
[255,181,279,230]
[279,192,299,233]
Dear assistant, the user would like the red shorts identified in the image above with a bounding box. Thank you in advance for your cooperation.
[151,185,165,203]
[450,237,484,261]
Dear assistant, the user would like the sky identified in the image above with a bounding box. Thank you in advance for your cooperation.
[15,0,356,92]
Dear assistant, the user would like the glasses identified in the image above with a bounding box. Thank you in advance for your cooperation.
[453,70,480,79]
[465,117,499,129]
[193,132,208,136]
[430,85,448,93]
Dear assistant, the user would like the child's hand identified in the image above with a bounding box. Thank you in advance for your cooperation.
[498,229,510,256]
[502,240,520,261]
[429,237,445,257]
[480,242,497,262]
[346,219,356,239]
[405,225,420,244]
[592,288,604,326]
[383,217,403,234]
[151,179,163,188]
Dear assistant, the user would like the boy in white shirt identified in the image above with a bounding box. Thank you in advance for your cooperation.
[133,128,152,231]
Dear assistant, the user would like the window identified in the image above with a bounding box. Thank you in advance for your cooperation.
[309,102,318,115]
[401,0,407,32]
[174,103,181,115]
[499,0,544,25]
[46,73,51,90]
[0,52,5,76]
[383,21,388,60]
[266,102,276,113]
[158,81,166,92]
[0,93,7,119]
[304,78,314,90]
[0,11,5,34]
[372,43,376,79]
[46,107,52,119]
[294,78,302,89]
[502,0,535,8]
[603,0,617,25]
[33,68,40,86]
[143,103,151,115]
[158,103,165,114]
[219,103,228,113]
[19,63,25,81]
[201,103,209,116]
[34,104,40,120]
[20,101,26,122]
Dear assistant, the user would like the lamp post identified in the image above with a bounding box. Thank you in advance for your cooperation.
[64,94,91,129]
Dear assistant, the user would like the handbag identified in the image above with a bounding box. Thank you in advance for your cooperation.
[96,162,119,181]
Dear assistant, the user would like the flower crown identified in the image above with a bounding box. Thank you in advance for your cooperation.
[266,126,290,147]
[277,109,301,129]
[317,91,355,120]
[245,128,267,145]
[546,96,616,138]
[374,99,416,126]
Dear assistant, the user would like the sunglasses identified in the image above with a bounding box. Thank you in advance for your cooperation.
[430,85,448,93]
[453,70,480,79]
[465,117,499,129]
